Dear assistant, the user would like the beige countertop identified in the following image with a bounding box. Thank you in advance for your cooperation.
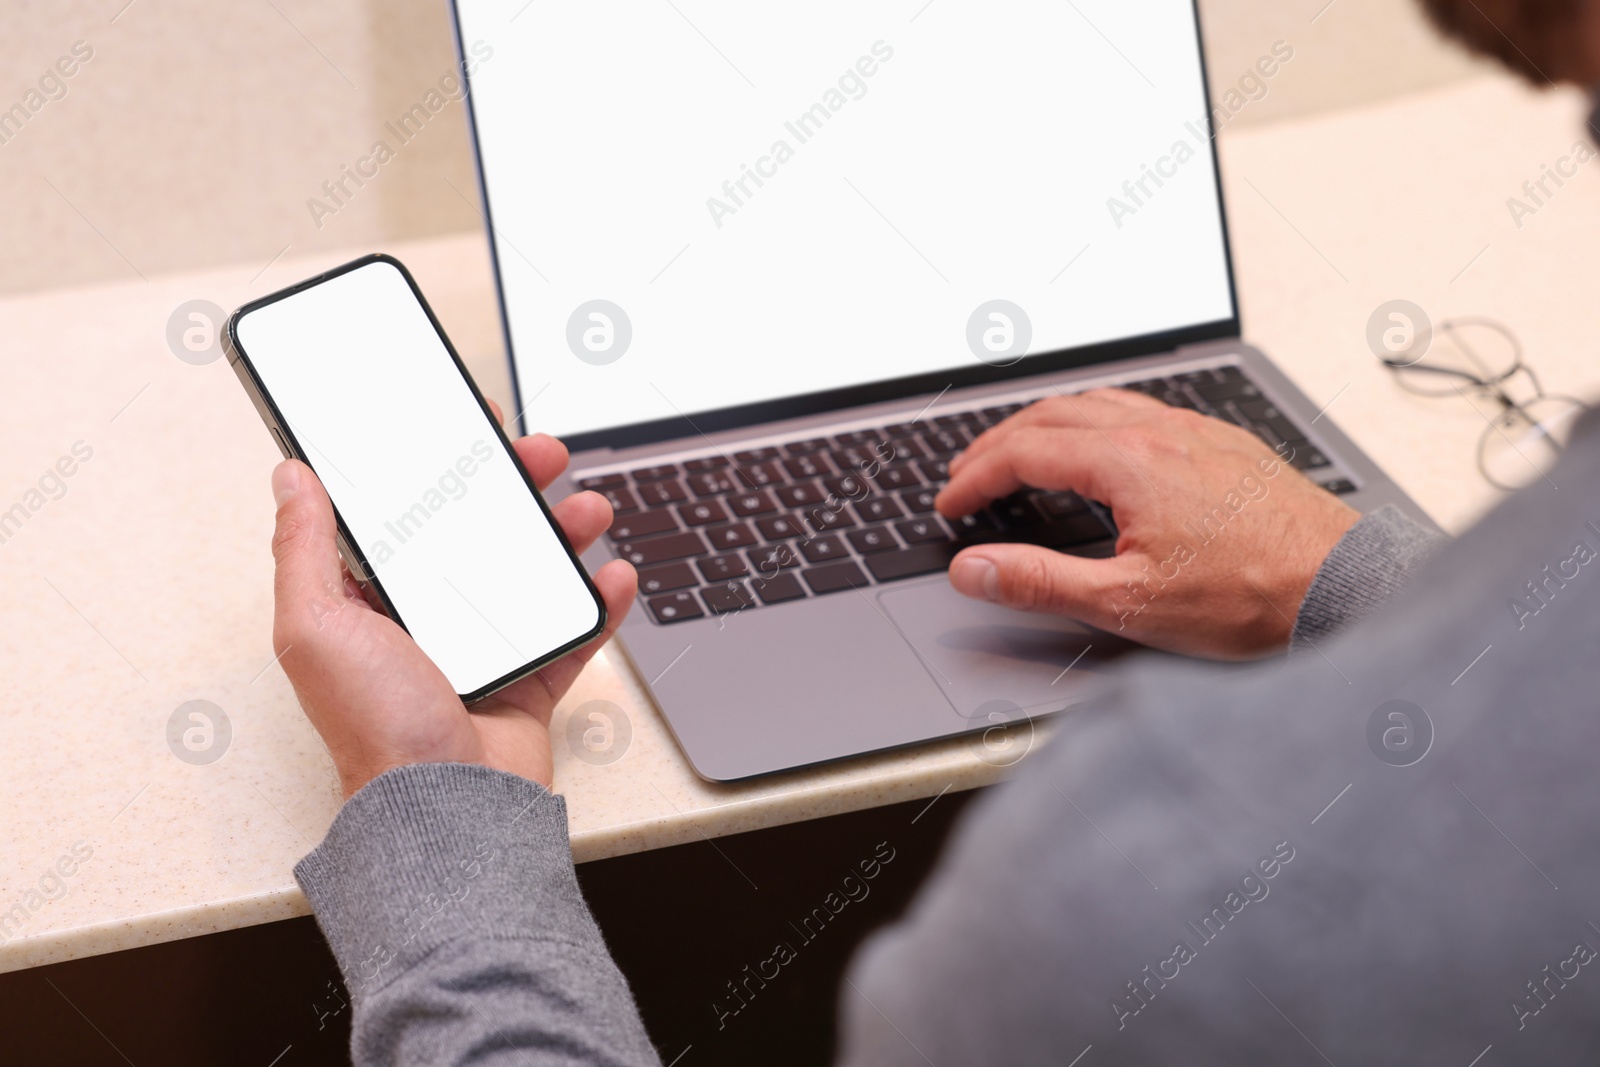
[4,73,1600,974]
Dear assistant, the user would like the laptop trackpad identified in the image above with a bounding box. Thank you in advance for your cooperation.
[877,577,1140,720]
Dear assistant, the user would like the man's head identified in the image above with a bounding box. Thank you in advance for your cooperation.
[1421,0,1600,84]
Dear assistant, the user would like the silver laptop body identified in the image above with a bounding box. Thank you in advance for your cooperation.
[448,0,1432,779]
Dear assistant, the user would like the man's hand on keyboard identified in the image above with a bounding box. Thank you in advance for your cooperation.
[935,388,1359,659]
[268,418,637,797]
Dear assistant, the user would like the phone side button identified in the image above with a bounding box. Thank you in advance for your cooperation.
[269,425,293,458]
[335,534,371,582]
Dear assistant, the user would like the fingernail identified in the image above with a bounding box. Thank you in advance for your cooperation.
[950,555,999,602]
[272,461,300,507]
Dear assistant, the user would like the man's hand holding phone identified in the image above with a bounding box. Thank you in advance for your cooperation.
[270,421,636,798]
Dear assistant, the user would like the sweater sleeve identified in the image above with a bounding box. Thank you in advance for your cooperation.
[294,762,661,1067]
[1290,503,1444,650]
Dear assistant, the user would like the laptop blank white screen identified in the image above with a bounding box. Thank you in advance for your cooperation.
[452,0,1234,440]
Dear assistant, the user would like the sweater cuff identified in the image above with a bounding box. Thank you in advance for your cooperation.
[294,762,598,1003]
[1292,504,1444,650]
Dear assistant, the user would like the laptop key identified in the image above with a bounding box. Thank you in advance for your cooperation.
[679,500,729,526]
[1193,378,1259,403]
[834,429,882,445]
[683,456,730,471]
[609,509,679,541]
[799,534,849,563]
[751,571,808,604]
[848,526,899,554]
[697,554,749,582]
[577,472,626,489]
[600,485,638,513]
[687,471,739,497]
[733,446,780,463]
[637,561,698,595]
[1218,402,1257,430]
[617,531,707,566]
[805,505,856,532]
[922,429,970,455]
[803,560,869,595]
[885,436,926,460]
[638,479,688,506]
[993,495,1043,530]
[730,491,777,517]
[896,517,951,545]
[776,482,827,508]
[783,437,830,456]
[706,522,759,550]
[831,445,881,472]
[902,487,939,513]
[1250,420,1290,450]
[824,473,871,500]
[1286,443,1331,470]
[864,542,959,582]
[874,465,921,491]
[648,590,704,623]
[918,457,951,483]
[748,543,802,572]
[631,464,680,482]
[1235,398,1284,431]
[981,403,1025,422]
[949,511,999,540]
[783,453,832,480]
[1165,390,1202,411]
[1040,512,1115,547]
[701,582,756,615]
[856,496,905,523]
[756,513,806,540]
[1322,477,1357,494]
[737,461,785,488]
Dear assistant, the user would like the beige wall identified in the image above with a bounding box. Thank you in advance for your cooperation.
[0,0,1493,296]
[1198,0,1490,127]
[1,0,482,294]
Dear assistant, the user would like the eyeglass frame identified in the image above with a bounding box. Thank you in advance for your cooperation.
[1375,317,1588,490]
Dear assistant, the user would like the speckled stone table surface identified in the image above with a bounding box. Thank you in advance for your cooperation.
[5,73,1600,974]
[0,233,1035,975]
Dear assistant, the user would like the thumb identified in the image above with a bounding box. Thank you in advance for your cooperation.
[270,460,347,634]
[947,543,1138,628]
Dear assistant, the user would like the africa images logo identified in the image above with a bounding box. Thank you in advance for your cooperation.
[1105,41,1293,229]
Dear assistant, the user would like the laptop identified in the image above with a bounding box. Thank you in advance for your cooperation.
[447,0,1430,780]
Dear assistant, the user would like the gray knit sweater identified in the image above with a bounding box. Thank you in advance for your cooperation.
[297,455,1600,1065]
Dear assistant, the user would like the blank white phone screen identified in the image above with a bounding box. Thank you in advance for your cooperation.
[234,260,601,697]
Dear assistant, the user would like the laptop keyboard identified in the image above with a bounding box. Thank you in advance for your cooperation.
[578,364,1353,624]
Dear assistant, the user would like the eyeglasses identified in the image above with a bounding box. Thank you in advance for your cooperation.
[1377,317,1587,491]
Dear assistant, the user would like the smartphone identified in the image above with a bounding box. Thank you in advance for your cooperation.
[224,254,605,701]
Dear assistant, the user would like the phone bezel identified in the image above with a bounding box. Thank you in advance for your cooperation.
[223,252,608,703]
